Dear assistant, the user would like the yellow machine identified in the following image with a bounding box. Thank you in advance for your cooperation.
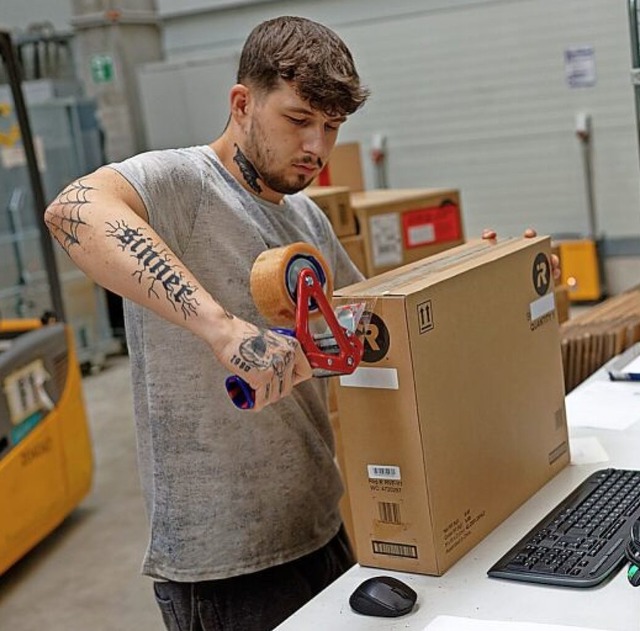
[0,319,93,575]
[554,238,603,302]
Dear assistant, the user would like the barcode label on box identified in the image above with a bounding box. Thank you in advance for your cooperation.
[372,540,418,559]
[377,501,402,524]
[368,464,401,480]
[370,212,402,267]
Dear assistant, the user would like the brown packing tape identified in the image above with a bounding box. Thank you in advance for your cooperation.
[250,243,333,326]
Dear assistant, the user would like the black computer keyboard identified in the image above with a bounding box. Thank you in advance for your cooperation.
[488,468,640,587]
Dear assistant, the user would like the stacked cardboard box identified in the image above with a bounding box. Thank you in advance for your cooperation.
[560,285,640,392]
[312,141,365,192]
[306,186,466,279]
[350,188,465,277]
[304,186,356,238]
[554,284,570,324]
[333,237,569,575]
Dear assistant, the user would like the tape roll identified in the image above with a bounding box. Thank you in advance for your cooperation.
[250,243,333,326]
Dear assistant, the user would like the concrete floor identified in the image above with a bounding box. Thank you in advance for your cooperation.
[0,355,163,630]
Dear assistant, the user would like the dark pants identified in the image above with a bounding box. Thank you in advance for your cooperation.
[153,526,355,631]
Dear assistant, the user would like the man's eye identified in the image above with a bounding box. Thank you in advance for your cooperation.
[325,124,339,133]
[287,116,306,126]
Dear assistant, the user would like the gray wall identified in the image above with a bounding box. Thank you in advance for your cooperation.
[152,1,640,240]
[4,0,640,291]
[0,0,73,32]
[144,0,640,292]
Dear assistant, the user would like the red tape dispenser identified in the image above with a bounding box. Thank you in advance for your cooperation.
[225,243,365,410]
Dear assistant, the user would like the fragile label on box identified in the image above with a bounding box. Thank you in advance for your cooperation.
[402,205,462,248]
[369,212,402,267]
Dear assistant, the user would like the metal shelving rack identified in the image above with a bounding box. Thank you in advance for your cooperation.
[0,29,120,369]
[0,29,65,320]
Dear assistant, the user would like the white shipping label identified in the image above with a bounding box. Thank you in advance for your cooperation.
[369,212,402,267]
[368,464,401,481]
[339,367,399,390]
[407,223,435,247]
[529,292,555,320]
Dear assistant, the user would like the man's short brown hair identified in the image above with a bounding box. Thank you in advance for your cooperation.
[237,16,369,117]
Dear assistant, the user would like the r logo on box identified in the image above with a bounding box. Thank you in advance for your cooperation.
[359,312,390,363]
[532,253,550,296]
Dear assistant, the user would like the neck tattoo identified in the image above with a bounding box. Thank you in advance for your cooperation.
[233,144,262,194]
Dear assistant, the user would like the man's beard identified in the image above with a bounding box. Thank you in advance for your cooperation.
[245,121,321,195]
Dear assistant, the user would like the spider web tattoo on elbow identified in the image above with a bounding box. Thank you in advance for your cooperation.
[105,220,200,319]
[45,179,93,255]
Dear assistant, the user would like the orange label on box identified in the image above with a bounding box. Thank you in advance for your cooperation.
[402,205,462,248]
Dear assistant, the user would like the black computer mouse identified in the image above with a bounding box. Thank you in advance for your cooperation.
[349,575,417,617]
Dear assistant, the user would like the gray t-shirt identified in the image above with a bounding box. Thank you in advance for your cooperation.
[108,145,363,582]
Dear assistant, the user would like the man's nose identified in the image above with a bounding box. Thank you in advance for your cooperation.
[301,125,330,157]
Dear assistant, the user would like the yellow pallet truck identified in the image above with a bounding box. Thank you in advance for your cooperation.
[0,31,93,575]
[0,319,93,574]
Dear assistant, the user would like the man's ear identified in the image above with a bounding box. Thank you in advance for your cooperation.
[230,84,251,122]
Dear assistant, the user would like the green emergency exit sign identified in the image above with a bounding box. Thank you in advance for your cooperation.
[90,54,115,84]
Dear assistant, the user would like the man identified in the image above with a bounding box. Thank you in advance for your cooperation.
[45,15,559,630]
[45,15,370,631]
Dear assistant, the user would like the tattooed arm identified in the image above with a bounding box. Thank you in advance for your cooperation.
[44,167,312,411]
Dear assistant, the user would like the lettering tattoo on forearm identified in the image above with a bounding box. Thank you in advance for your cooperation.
[45,179,94,254]
[231,331,296,394]
[105,220,200,319]
[233,144,262,194]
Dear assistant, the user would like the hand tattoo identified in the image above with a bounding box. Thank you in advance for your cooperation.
[234,330,296,377]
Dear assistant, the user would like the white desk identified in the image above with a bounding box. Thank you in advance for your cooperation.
[276,349,640,630]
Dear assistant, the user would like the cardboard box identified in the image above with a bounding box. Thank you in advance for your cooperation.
[333,236,569,575]
[313,141,364,192]
[350,188,465,276]
[554,284,570,324]
[559,284,640,392]
[329,410,357,554]
[339,234,368,277]
[328,376,339,413]
[305,185,356,237]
